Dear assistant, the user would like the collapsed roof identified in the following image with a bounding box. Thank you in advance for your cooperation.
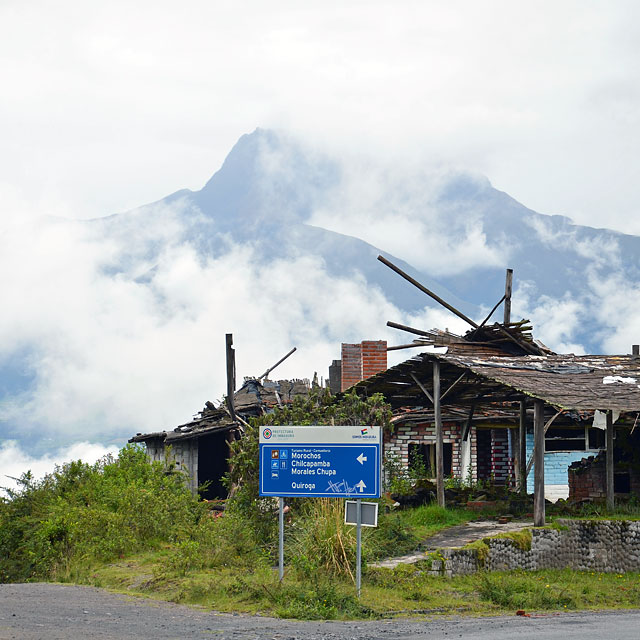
[130,378,311,444]
[354,351,640,414]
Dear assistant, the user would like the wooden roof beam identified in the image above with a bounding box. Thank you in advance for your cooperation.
[378,255,479,329]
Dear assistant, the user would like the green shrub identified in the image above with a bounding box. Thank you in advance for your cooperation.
[0,444,203,582]
[224,389,393,558]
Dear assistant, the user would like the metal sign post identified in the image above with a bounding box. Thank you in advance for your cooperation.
[356,499,362,597]
[278,497,284,582]
[259,425,382,590]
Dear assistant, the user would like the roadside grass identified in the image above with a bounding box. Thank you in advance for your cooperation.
[6,442,640,620]
[68,551,640,619]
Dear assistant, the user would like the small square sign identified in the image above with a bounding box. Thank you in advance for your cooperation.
[344,501,378,527]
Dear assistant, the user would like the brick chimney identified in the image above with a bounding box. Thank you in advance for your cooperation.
[340,340,387,391]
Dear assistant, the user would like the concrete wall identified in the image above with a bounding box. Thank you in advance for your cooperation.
[428,520,640,577]
[145,438,199,495]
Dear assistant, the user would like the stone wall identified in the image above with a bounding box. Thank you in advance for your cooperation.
[427,520,640,577]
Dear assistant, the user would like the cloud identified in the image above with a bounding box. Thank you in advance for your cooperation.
[0,440,120,498]
[1,2,639,234]
[585,271,640,355]
[308,160,508,276]
[0,198,430,452]
[513,281,587,355]
[524,215,623,270]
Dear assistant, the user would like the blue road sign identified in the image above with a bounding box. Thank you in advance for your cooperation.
[259,425,381,498]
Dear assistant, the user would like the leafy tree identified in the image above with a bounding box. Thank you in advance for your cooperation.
[224,389,392,552]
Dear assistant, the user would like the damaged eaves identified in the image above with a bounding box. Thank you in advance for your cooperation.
[354,352,640,414]
[130,377,312,446]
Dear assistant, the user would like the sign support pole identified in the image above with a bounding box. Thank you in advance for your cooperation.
[278,497,284,582]
[356,498,362,598]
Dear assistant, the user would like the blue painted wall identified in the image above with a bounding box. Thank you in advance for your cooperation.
[525,432,597,492]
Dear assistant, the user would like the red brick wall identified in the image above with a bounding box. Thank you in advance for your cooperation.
[341,343,362,391]
[362,340,387,380]
[489,429,515,486]
[569,457,607,500]
[340,340,387,391]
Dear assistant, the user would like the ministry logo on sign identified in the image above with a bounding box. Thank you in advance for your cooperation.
[263,428,272,439]
[360,428,369,435]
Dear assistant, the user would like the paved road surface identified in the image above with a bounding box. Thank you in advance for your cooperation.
[1,583,639,639]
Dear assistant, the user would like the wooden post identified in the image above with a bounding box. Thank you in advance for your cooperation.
[519,400,527,493]
[433,360,445,507]
[225,333,237,421]
[503,268,513,325]
[533,399,545,526]
[606,410,614,511]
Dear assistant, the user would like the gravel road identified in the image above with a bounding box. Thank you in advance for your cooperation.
[2,583,640,640]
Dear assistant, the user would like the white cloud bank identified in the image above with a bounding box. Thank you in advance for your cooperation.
[0,196,431,455]
[1,1,639,234]
[309,163,508,277]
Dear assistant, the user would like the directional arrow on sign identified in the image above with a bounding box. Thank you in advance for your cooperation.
[356,453,367,465]
[356,480,366,493]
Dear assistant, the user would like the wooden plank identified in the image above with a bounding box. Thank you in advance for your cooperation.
[225,333,237,422]
[378,255,479,329]
[441,371,467,401]
[387,321,432,338]
[533,399,545,526]
[519,400,527,493]
[387,342,427,351]
[503,268,513,325]
[606,410,614,510]
[477,294,506,329]
[525,409,563,477]
[461,402,475,442]
[257,347,297,382]
[433,360,445,507]
[410,372,434,404]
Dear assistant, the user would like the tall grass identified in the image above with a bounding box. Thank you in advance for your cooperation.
[289,499,357,580]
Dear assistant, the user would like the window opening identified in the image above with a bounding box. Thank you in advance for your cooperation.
[408,442,452,478]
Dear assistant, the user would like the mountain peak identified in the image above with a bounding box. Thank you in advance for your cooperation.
[195,128,339,228]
